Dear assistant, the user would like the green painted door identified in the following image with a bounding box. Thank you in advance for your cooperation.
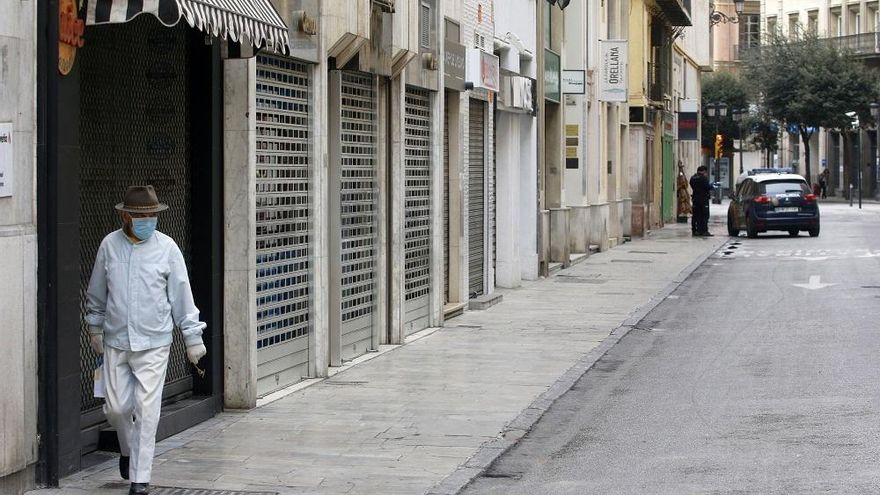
[662,136,675,222]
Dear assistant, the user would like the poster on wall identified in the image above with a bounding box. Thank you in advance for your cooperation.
[598,40,628,102]
[0,123,12,198]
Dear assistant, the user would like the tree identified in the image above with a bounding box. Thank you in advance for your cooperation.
[701,72,750,156]
[743,27,880,185]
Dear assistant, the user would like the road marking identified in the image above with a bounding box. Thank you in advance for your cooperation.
[792,275,837,290]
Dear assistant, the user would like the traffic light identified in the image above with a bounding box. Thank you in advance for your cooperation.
[714,134,723,159]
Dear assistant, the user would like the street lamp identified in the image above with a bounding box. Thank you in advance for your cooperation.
[706,102,728,204]
[871,102,880,200]
[732,108,748,175]
[710,0,746,26]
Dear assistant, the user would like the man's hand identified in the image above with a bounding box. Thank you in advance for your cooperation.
[186,343,207,365]
[88,326,104,354]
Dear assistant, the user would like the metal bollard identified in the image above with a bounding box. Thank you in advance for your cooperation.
[850,184,854,207]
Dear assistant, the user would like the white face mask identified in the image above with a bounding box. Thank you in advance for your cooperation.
[131,217,158,240]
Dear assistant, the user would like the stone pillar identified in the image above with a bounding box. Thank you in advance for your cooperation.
[569,205,591,254]
[495,111,522,288]
[550,207,571,266]
[222,58,258,409]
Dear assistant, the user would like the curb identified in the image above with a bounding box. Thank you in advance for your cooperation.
[425,235,727,495]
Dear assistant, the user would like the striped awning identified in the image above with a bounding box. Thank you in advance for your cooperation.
[86,0,289,52]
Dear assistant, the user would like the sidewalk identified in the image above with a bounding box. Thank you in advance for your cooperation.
[29,221,726,495]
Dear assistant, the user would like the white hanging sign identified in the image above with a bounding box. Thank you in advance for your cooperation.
[0,123,12,198]
[598,40,628,102]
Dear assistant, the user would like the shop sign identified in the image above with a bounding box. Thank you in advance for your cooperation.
[0,123,13,198]
[598,40,627,102]
[444,39,467,90]
[544,49,561,103]
[59,0,85,75]
[678,112,698,141]
[466,48,499,92]
[562,70,585,94]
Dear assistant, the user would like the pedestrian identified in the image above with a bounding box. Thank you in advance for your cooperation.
[689,165,715,236]
[819,167,830,199]
[86,185,206,495]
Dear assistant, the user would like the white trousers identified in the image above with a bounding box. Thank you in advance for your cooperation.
[103,345,171,484]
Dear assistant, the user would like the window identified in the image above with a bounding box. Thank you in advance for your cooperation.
[739,14,761,49]
[766,16,777,35]
[788,13,799,36]
[831,9,842,36]
[807,10,818,35]
[419,3,431,48]
[445,18,460,42]
[761,181,810,195]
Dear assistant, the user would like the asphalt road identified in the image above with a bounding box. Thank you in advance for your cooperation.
[461,202,880,495]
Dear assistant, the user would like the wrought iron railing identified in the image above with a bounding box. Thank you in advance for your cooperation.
[826,32,880,55]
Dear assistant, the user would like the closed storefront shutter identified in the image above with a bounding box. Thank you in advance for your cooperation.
[468,99,485,297]
[404,88,432,335]
[254,54,312,396]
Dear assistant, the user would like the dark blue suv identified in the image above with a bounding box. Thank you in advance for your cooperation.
[727,173,820,238]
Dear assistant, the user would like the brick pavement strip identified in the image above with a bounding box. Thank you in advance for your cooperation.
[28,222,725,495]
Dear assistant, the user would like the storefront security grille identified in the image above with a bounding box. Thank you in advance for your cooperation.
[78,18,192,414]
[404,88,432,334]
[339,72,378,359]
[468,99,486,297]
[254,54,312,395]
[443,94,450,303]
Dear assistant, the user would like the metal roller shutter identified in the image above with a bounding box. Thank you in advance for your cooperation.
[468,99,485,297]
[339,72,378,361]
[404,88,432,335]
[254,54,312,396]
[443,94,450,304]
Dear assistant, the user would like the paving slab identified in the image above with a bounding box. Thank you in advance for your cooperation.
[28,220,726,495]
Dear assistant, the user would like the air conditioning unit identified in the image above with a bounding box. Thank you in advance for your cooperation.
[423,52,438,70]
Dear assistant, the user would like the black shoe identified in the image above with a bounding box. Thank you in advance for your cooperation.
[129,482,149,495]
[701,232,714,237]
[119,455,130,480]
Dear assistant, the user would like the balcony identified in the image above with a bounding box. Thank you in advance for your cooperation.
[654,0,692,26]
[827,32,880,56]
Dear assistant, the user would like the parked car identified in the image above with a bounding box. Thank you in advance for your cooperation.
[727,173,820,238]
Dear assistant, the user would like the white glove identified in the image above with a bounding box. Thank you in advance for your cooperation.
[186,343,207,365]
[88,327,104,355]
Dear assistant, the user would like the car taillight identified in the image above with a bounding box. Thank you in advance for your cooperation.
[805,193,817,203]
[754,195,771,204]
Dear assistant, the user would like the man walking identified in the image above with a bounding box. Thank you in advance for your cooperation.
[689,165,715,236]
[86,185,206,495]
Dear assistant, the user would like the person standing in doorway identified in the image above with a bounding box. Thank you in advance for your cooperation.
[86,185,207,495]
[690,165,715,236]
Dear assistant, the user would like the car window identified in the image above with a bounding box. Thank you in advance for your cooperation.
[741,180,755,199]
[761,180,810,195]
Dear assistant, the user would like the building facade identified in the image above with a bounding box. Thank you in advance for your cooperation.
[761,0,880,198]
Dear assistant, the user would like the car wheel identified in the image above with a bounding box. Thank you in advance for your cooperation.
[746,216,758,238]
[727,215,740,237]
[788,229,799,237]
[808,225,820,237]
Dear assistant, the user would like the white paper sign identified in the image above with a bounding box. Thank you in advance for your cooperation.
[0,123,12,198]
[562,70,586,94]
[598,40,628,102]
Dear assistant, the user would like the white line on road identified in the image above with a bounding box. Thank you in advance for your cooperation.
[792,275,837,290]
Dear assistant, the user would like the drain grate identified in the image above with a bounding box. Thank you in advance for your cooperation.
[610,259,652,263]
[100,485,278,495]
[555,277,607,284]
[626,250,668,254]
